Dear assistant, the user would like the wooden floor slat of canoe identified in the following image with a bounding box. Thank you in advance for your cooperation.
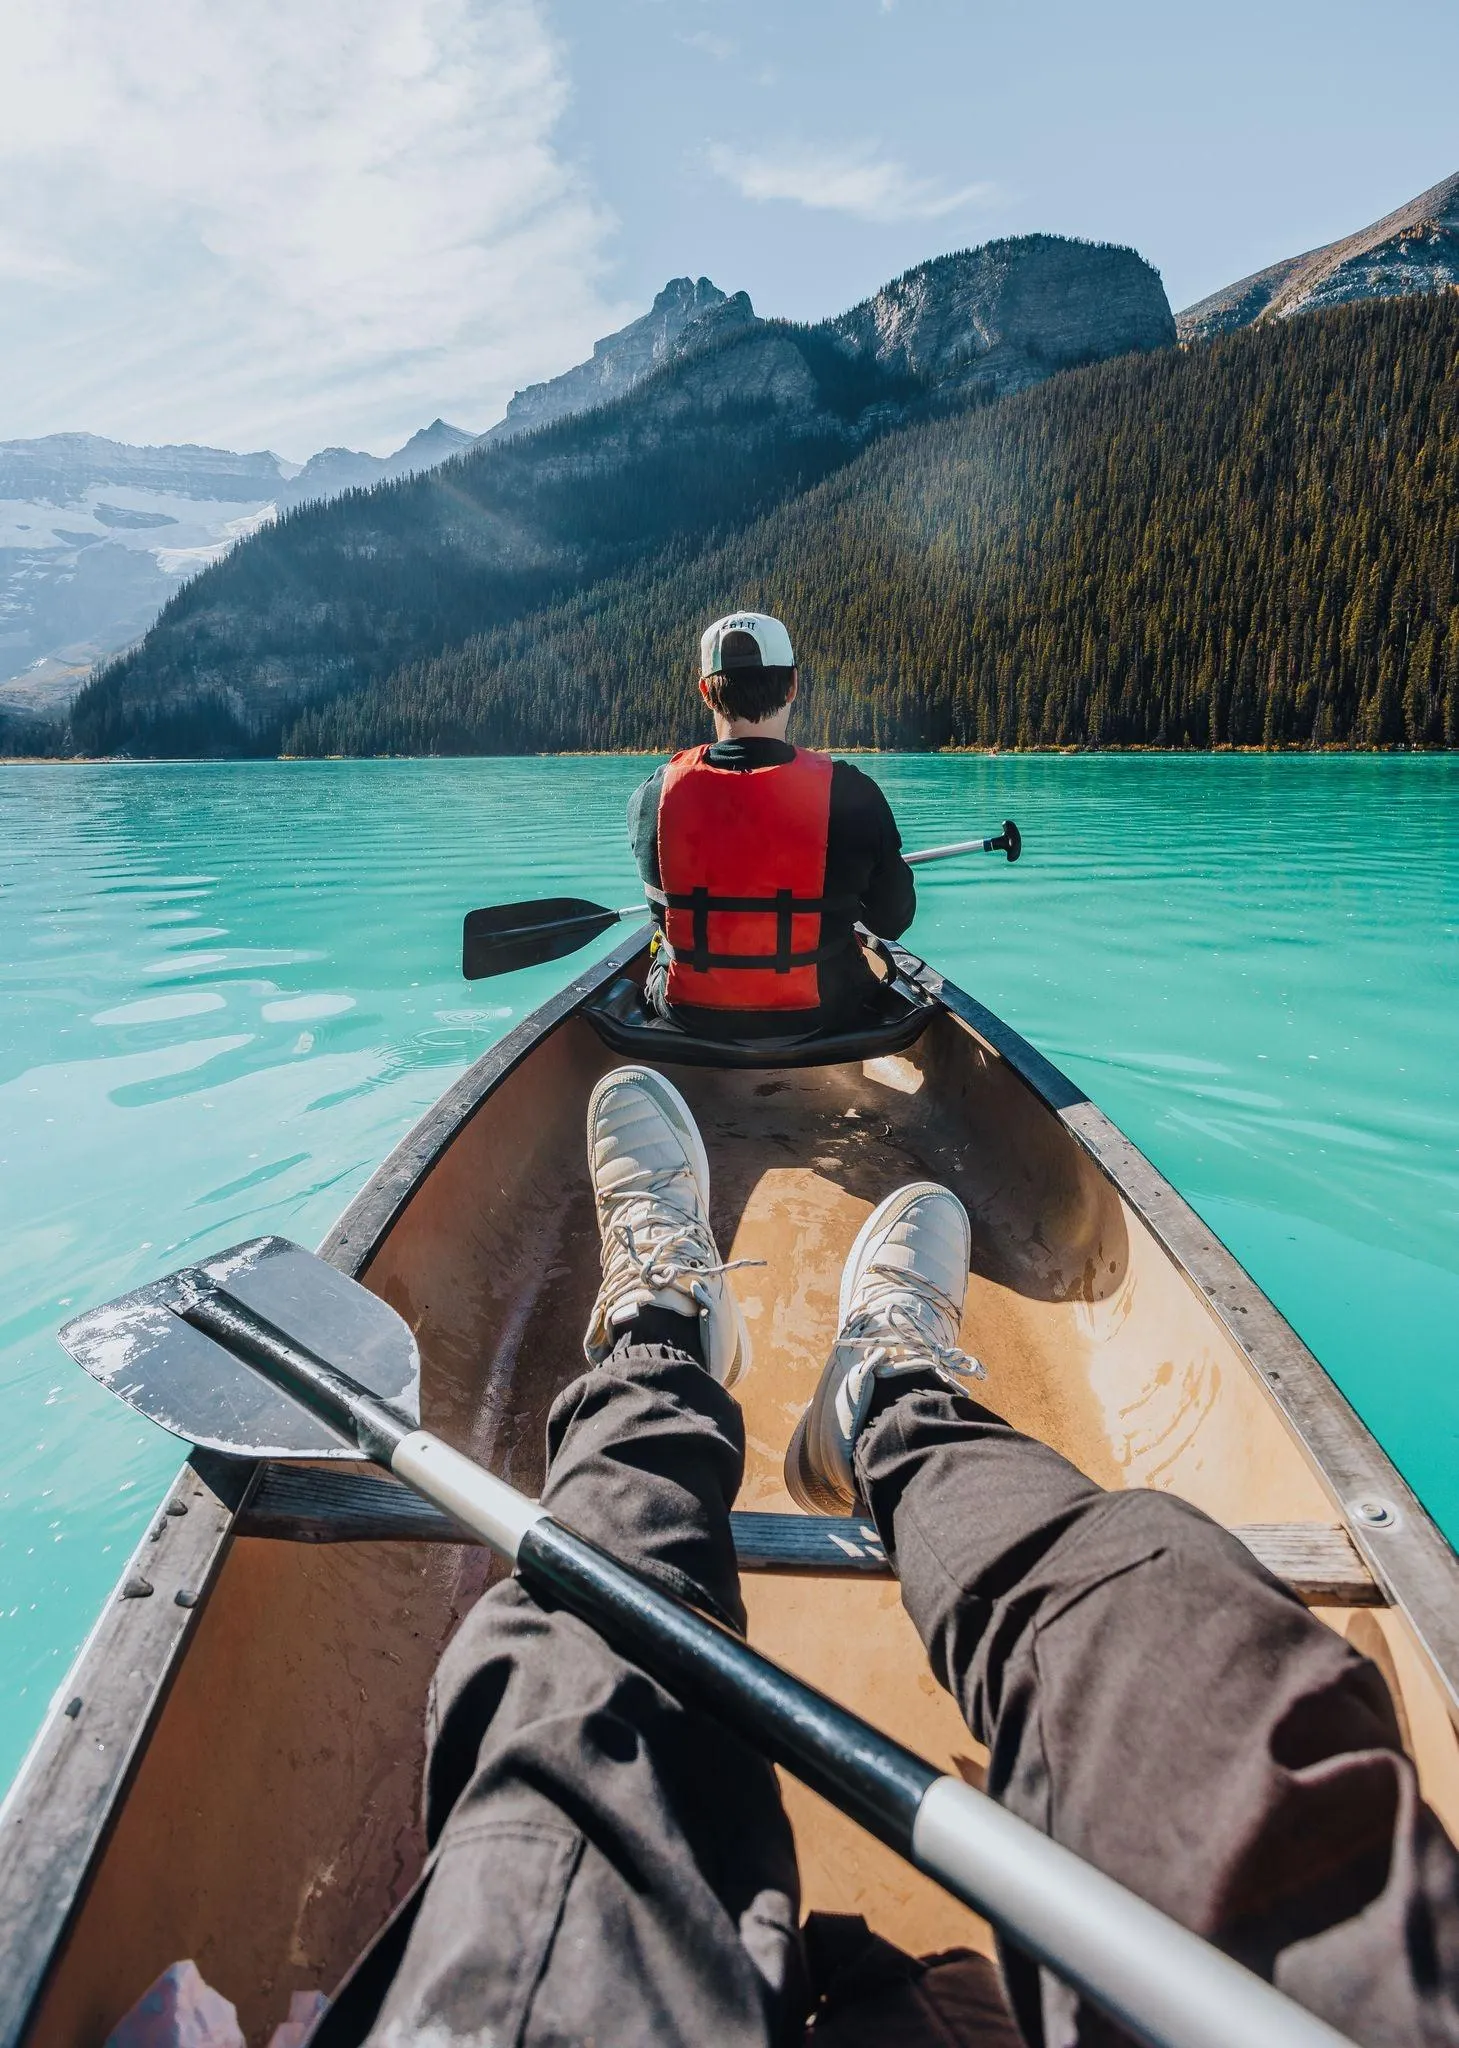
[238,1462,1384,1606]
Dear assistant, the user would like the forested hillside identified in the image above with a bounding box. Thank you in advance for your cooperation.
[67,329,922,756]
[286,295,1459,755]
[61,233,1172,757]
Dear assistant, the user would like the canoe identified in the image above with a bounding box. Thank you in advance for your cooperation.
[4,929,1458,2047]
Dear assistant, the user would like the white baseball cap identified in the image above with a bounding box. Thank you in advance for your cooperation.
[699,610,796,677]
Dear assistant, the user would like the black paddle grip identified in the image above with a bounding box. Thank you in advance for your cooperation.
[516,1517,938,1854]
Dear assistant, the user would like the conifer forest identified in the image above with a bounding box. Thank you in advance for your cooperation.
[60,295,1459,757]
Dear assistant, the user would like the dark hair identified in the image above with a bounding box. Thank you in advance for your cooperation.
[701,666,797,722]
[700,630,796,721]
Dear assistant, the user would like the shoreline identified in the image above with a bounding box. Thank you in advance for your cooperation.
[5,743,1457,767]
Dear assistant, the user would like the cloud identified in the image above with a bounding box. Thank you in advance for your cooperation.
[0,0,627,454]
[708,142,995,225]
[680,30,735,60]
[0,229,84,284]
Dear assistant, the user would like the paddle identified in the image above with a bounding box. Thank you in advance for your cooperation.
[462,819,1022,981]
[60,1240,1348,2048]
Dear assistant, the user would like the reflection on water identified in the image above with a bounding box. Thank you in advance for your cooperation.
[0,753,1456,1794]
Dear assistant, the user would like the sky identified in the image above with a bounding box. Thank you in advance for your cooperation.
[0,0,1456,460]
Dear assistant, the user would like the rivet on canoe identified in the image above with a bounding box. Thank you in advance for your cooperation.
[1354,1500,1396,1529]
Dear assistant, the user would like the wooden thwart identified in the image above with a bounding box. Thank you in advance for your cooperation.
[239,1464,1384,1607]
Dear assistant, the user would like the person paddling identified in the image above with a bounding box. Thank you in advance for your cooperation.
[628,611,915,1039]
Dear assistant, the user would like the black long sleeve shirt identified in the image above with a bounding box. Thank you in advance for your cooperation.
[627,738,916,1036]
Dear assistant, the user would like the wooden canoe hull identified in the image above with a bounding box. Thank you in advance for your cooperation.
[5,933,1457,2047]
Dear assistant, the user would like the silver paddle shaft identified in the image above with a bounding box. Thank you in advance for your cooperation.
[905,832,1006,866]
[612,829,1012,919]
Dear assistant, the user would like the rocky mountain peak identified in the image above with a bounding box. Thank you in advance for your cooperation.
[1178,170,1459,343]
[281,419,475,505]
[645,275,729,326]
[484,276,748,443]
[393,418,476,464]
[829,235,1176,398]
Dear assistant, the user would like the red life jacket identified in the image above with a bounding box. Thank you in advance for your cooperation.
[652,745,855,1012]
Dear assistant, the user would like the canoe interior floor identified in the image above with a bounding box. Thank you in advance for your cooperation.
[25,1010,1459,2048]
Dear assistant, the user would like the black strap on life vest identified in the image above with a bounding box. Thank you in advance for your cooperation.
[645,882,860,975]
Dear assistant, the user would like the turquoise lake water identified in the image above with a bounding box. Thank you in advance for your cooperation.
[1,754,1456,1793]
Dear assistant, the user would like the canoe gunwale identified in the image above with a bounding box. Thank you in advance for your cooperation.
[0,1454,257,2048]
[3,921,1457,2047]
[898,946,1459,1718]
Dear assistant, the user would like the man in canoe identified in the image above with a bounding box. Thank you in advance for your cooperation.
[335,1070,1459,2048]
[629,610,916,1039]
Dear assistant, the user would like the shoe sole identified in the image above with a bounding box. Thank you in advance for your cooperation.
[586,1064,750,1388]
[784,1407,854,1515]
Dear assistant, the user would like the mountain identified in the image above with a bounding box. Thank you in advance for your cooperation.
[283,420,478,503]
[0,422,474,721]
[830,235,1175,395]
[60,234,1173,756]
[62,336,918,755]
[285,294,1459,758]
[481,276,752,443]
[0,435,293,721]
[2,276,756,726]
[1178,170,1459,343]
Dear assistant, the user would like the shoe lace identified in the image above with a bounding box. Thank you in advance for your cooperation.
[599,1165,763,1317]
[836,1257,985,1383]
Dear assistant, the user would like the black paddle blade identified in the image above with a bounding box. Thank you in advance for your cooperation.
[462,896,621,980]
[999,819,1022,862]
[59,1237,420,1459]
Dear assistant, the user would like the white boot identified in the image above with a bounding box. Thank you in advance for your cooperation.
[583,1065,752,1387]
[785,1183,983,1513]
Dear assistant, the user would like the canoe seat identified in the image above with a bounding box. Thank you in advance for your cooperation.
[238,1466,1385,1608]
[581,973,936,1070]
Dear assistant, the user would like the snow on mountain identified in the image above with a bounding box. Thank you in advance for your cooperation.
[0,423,474,714]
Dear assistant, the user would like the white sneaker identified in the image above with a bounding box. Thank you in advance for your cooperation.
[583,1065,752,1387]
[785,1183,983,1513]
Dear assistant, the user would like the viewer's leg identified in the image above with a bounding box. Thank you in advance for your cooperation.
[790,1182,1459,2047]
[860,1389,1459,2046]
[335,1071,801,2048]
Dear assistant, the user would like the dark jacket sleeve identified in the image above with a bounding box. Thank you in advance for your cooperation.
[832,762,916,940]
[627,765,666,891]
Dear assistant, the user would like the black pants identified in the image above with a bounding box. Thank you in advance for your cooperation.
[330,1344,1459,2048]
